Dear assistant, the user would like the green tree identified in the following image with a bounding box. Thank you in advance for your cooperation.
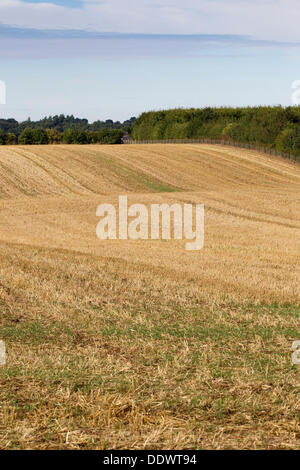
[4,133,17,145]
[275,125,300,156]
[0,129,4,145]
[46,129,61,144]
[62,129,78,144]
[32,128,48,144]
[18,128,35,145]
[97,129,124,144]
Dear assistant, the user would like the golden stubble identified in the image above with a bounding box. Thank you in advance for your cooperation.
[0,144,299,449]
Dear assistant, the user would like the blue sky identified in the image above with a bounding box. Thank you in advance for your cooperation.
[0,0,300,122]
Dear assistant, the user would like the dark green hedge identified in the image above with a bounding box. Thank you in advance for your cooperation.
[131,106,300,158]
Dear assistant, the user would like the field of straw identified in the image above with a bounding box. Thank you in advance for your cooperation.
[0,143,299,449]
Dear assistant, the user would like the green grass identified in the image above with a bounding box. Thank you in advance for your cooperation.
[0,244,299,449]
[96,152,180,192]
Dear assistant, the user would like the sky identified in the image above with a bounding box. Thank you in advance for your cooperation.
[0,0,300,122]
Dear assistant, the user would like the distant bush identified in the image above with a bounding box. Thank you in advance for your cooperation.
[0,114,136,135]
[96,129,124,144]
[0,114,136,145]
[3,127,124,146]
[18,128,35,145]
[18,128,48,145]
[275,125,300,154]
[46,129,61,144]
[61,128,123,145]
[62,129,79,144]
[0,130,17,145]
[5,133,17,145]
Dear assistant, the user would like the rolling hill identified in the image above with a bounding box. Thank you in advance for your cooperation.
[0,144,299,449]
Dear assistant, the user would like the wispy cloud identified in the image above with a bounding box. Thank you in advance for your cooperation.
[0,1,300,42]
[0,23,299,60]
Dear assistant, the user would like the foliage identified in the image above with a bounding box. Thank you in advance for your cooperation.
[61,129,123,145]
[0,114,134,145]
[18,128,48,145]
[132,106,300,157]
[4,133,17,145]
[0,114,136,136]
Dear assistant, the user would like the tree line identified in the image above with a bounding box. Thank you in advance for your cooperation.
[0,114,136,145]
[131,106,300,158]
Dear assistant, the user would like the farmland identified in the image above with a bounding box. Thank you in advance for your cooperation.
[0,144,299,449]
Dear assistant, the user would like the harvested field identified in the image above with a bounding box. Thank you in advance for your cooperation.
[0,144,299,449]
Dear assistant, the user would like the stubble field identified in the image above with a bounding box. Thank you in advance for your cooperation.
[0,144,299,449]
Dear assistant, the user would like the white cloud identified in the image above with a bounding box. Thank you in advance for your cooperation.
[0,0,299,42]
